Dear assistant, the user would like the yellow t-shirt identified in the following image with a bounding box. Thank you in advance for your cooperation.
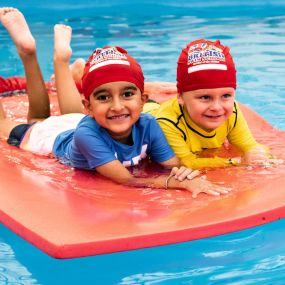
[143,98,261,169]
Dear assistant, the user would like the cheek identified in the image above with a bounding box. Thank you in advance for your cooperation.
[130,101,144,114]
[88,103,104,118]
[223,104,235,119]
[226,102,235,113]
[187,103,203,116]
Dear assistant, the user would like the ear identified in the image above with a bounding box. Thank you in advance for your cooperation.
[141,92,149,103]
[177,92,184,105]
[82,98,92,115]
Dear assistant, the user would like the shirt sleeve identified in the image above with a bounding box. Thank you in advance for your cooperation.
[74,126,117,169]
[180,154,230,169]
[148,118,175,163]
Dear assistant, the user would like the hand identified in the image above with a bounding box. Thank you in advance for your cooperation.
[243,147,283,167]
[184,177,232,198]
[249,157,284,168]
[170,166,200,181]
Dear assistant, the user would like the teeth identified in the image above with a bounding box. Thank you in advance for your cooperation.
[109,114,128,119]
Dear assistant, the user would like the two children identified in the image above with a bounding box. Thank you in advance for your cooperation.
[51,38,278,170]
[0,7,229,198]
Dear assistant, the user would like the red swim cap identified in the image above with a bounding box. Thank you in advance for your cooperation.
[177,39,236,93]
[82,46,144,99]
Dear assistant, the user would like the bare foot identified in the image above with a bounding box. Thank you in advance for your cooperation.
[0,7,36,56]
[54,24,72,62]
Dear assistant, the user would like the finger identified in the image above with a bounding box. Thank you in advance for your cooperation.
[174,166,187,177]
[214,187,232,194]
[187,170,200,180]
[175,167,191,180]
[192,192,198,199]
[192,188,221,197]
[170,167,179,176]
[213,184,232,192]
[205,189,221,196]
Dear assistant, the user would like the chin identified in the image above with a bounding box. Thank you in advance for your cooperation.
[109,127,131,137]
[202,124,218,132]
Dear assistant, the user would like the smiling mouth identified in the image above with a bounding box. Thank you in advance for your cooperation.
[204,114,224,119]
[107,114,130,120]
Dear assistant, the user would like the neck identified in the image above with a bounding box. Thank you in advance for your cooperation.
[115,134,133,145]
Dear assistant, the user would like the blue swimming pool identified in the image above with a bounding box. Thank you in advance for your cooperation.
[1,0,285,284]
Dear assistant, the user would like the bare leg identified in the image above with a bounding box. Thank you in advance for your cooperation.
[54,24,84,114]
[50,57,85,85]
[0,7,50,122]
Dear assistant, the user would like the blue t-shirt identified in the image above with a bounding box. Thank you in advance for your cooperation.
[52,113,175,170]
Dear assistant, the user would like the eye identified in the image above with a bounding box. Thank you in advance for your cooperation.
[122,91,135,99]
[199,95,210,101]
[222,93,232,99]
[96,94,110,102]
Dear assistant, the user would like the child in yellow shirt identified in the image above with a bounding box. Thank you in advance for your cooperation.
[145,39,279,169]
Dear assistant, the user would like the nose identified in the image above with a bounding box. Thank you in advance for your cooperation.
[110,97,124,112]
[209,99,222,111]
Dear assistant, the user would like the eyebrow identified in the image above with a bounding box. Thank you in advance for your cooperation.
[124,85,138,91]
[93,89,108,96]
[93,85,138,96]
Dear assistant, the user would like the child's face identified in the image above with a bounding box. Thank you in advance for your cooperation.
[83,81,147,141]
[179,87,235,132]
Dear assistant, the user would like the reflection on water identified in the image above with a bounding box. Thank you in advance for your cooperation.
[0,242,39,285]
[117,225,285,284]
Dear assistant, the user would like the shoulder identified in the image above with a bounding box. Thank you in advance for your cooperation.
[227,101,245,130]
[133,113,164,138]
[154,98,182,122]
[135,113,162,132]
[76,115,99,130]
[157,98,180,113]
[137,112,158,125]
[74,115,104,139]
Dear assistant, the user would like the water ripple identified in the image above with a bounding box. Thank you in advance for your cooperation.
[0,243,39,285]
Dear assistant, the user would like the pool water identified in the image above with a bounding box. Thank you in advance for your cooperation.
[1,0,285,284]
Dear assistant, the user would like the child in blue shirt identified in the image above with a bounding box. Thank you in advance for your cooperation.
[0,7,231,198]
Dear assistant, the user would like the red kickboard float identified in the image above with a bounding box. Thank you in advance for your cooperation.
[1,82,285,259]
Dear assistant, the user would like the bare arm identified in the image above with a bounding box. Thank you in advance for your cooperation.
[96,160,231,198]
[159,156,180,168]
